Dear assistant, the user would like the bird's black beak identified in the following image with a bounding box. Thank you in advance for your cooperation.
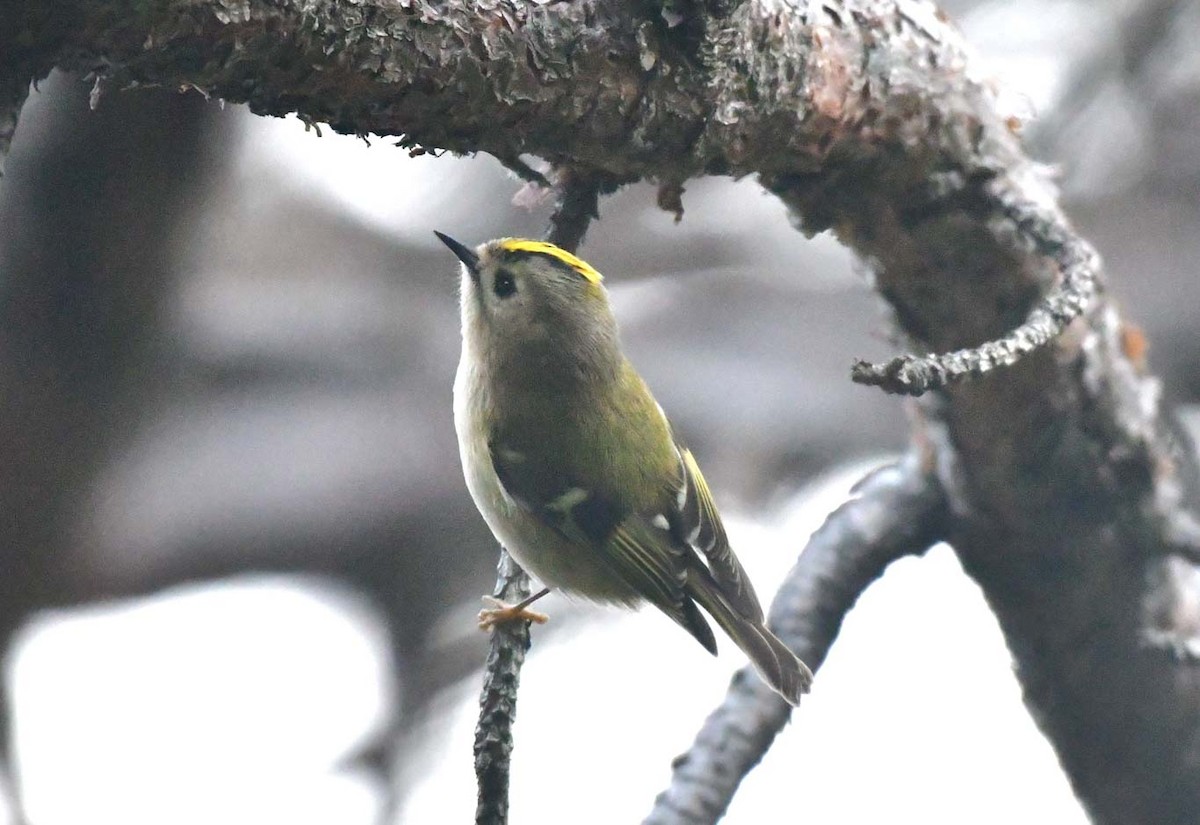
[434,231,479,275]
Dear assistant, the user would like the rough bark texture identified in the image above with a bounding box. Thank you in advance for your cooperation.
[4,1,1200,823]
[474,550,532,825]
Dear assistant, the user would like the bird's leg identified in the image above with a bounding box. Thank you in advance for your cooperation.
[478,587,551,629]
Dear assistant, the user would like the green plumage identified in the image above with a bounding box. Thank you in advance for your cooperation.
[447,234,813,704]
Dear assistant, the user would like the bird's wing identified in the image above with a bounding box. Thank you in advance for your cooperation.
[489,437,717,652]
[670,446,764,622]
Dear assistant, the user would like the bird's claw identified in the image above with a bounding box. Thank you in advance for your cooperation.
[478,595,550,630]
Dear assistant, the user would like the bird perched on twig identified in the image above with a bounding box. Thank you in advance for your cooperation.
[437,232,812,705]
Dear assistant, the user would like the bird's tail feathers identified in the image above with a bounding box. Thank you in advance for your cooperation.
[687,571,813,705]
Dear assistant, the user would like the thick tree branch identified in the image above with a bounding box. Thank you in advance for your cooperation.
[645,453,947,824]
[3,0,1089,384]
[6,1,1200,821]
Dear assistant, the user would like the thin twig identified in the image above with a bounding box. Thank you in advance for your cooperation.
[851,191,1102,396]
[644,453,947,824]
[474,550,534,825]
[498,153,552,188]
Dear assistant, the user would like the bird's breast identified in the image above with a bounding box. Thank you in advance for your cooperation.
[452,353,641,604]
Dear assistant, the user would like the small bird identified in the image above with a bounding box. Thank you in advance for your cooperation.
[437,232,812,704]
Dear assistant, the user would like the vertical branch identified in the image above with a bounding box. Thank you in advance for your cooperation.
[545,166,617,252]
[474,550,533,825]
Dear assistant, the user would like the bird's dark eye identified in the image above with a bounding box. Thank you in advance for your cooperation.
[493,270,517,299]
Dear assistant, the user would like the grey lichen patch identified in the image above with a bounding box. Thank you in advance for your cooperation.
[210,0,253,25]
[1078,303,1164,484]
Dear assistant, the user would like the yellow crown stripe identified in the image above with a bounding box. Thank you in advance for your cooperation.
[499,239,604,285]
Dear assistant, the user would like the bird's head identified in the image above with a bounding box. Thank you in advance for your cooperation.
[436,233,620,384]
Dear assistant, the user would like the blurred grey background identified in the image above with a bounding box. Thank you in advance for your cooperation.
[0,0,1197,822]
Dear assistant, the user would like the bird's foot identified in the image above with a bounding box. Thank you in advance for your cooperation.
[478,595,550,630]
